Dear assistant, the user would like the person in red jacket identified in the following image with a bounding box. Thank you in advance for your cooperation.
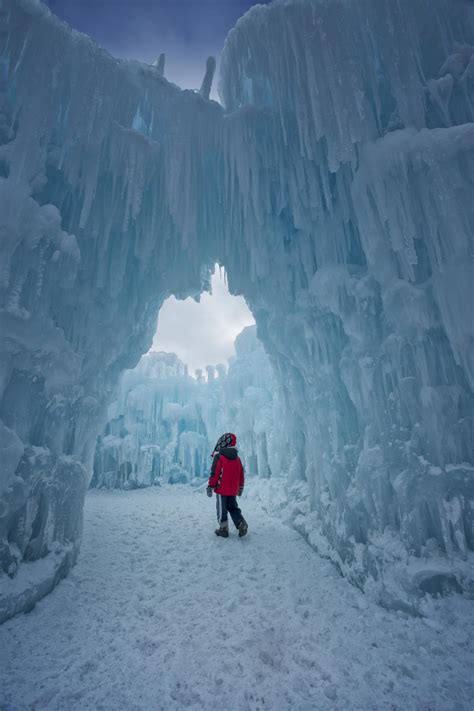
[207,432,248,538]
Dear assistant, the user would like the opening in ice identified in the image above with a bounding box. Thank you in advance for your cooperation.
[151,266,255,377]
[91,269,276,491]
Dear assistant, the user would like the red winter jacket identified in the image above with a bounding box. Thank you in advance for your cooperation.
[208,447,245,496]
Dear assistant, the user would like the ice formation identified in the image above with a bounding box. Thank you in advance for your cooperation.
[0,0,473,621]
[92,326,281,490]
[93,351,208,489]
[211,326,287,482]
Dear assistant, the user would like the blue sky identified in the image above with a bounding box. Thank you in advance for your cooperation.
[45,0,270,97]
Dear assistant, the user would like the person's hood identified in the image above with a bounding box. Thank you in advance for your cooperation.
[219,446,238,460]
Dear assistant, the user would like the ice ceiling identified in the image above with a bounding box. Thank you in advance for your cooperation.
[0,0,473,622]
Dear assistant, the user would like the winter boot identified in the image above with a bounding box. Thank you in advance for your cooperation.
[215,521,229,538]
[238,519,248,538]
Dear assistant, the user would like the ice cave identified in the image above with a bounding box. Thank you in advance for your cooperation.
[0,0,473,703]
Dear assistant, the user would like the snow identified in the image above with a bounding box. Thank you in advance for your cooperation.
[0,0,473,619]
[1,487,473,710]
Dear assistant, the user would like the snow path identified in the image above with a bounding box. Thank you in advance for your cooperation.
[1,487,473,710]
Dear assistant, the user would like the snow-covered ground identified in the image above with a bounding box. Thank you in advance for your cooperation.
[1,487,473,710]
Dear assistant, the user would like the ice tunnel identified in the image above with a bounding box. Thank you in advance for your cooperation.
[1,0,473,622]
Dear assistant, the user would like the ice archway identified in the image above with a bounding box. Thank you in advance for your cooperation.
[1,0,473,621]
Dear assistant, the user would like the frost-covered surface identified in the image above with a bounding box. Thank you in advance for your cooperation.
[1,487,473,710]
[252,477,474,616]
[1,0,473,621]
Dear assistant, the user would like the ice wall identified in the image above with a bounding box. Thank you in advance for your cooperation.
[1,0,473,620]
[0,0,222,622]
[207,326,288,481]
[92,352,210,488]
[218,0,474,595]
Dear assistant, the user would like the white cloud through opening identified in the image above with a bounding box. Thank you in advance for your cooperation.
[151,267,255,375]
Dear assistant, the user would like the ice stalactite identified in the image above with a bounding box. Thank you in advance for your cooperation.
[0,0,473,621]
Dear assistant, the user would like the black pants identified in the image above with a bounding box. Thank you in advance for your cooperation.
[216,495,244,528]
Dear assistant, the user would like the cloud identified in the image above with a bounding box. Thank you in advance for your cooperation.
[151,269,255,374]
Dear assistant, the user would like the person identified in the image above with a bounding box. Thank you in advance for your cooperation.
[206,432,248,538]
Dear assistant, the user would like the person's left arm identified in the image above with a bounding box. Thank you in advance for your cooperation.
[238,459,245,496]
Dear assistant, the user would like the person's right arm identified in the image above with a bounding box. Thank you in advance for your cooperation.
[208,454,221,488]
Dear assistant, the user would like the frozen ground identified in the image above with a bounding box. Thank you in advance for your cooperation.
[1,487,473,710]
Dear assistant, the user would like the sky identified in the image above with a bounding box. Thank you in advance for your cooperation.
[152,268,255,375]
[44,0,270,99]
